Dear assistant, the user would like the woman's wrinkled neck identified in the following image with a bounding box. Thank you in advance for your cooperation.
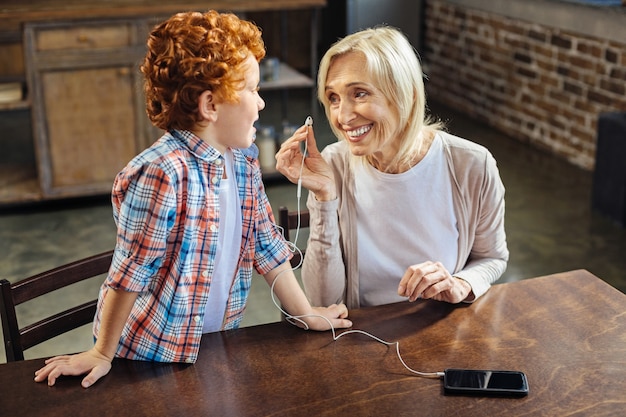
[368,130,434,174]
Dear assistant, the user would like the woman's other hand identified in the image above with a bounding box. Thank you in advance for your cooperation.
[397,261,474,304]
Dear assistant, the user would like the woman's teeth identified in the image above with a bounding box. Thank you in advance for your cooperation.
[347,125,371,138]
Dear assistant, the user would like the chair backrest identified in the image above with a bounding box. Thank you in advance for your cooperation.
[0,250,114,362]
[278,206,310,268]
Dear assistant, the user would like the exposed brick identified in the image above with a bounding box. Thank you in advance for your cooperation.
[528,28,547,42]
[482,64,506,80]
[568,55,596,71]
[548,117,566,130]
[513,52,532,64]
[615,99,626,112]
[539,73,559,88]
[464,67,486,82]
[572,126,595,142]
[531,43,554,59]
[562,109,586,126]
[520,92,533,104]
[504,36,531,51]
[609,67,626,81]
[563,67,584,82]
[507,114,524,127]
[577,42,602,58]
[605,48,619,63]
[570,141,586,154]
[479,51,508,67]
[582,72,599,85]
[466,36,496,52]
[563,81,583,96]
[506,22,526,36]
[587,90,613,106]
[551,34,572,49]
[536,58,555,72]
[556,65,573,78]
[517,67,537,79]
[573,98,595,113]
[526,81,547,95]
[423,0,626,171]
[600,79,625,95]
[549,90,571,104]
[535,100,560,115]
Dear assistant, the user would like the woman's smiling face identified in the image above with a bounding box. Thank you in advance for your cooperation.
[324,51,401,168]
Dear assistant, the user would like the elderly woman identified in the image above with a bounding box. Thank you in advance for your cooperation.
[276,26,508,309]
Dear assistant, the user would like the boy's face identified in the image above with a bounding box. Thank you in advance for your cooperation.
[212,55,265,153]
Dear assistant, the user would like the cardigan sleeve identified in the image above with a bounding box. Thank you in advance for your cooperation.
[450,139,509,301]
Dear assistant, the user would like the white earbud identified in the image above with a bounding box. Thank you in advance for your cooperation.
[297,116,312,199]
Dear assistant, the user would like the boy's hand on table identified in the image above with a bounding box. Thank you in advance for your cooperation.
[34,347,113,388]
[303,303,352,330]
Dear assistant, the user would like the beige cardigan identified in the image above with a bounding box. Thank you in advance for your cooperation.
[301,131,509,309]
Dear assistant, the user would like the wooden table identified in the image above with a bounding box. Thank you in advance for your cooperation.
[1,270,624,416]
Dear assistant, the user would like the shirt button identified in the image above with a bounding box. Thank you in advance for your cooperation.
[202,270,209,278]
[185,357,193,363]
[214,159,222,165]
[211,176,219,185]
[194,315,201,323]
[210,224,217,232]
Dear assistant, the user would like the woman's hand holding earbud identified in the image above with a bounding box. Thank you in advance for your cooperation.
[275,123,337,201]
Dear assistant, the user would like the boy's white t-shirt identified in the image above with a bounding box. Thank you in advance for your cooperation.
[203,149,242,333]
[355,134,459,306]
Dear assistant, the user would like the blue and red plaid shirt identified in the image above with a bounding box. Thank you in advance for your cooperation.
[93,130,291,363]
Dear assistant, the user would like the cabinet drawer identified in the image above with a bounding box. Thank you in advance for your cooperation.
[34,24,132,51]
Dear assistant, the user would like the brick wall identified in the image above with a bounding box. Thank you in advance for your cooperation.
[422,0,626,170]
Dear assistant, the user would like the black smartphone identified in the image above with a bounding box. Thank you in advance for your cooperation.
[443,368,529,397]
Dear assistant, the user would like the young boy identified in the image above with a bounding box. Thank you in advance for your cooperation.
[34,10,351,388]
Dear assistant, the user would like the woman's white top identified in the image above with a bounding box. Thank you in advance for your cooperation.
[355,135,459,306]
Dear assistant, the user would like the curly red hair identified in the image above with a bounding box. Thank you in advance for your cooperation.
[141,11,266,131]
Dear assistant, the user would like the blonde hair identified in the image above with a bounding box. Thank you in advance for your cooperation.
[317,26,442,172]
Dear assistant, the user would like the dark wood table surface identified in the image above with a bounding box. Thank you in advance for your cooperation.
[1,269,625,416]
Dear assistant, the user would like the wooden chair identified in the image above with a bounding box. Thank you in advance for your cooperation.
[278,206,310,268]
[0,250,114,362]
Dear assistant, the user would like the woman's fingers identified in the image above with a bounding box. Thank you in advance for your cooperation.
[398,261,450,301]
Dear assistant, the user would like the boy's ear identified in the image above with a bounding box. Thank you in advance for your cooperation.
[198,90,218,122]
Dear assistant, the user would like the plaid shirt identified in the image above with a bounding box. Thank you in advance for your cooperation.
[94,130,291,363]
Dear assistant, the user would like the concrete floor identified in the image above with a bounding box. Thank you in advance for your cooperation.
[2,100,625,364]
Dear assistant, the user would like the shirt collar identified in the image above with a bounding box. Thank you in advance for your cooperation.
[170,129,260,170]
[170,129,222,162]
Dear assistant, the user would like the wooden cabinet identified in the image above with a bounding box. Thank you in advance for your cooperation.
[0,0,324,205]
[24,20,150,198]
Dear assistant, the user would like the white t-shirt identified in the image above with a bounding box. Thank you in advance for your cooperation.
[355,134,458,306]
[203,149,242,333]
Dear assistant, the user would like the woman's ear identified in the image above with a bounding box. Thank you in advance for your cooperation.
[198,90,217,122]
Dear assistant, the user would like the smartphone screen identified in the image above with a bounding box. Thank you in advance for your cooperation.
[443,369,529,397]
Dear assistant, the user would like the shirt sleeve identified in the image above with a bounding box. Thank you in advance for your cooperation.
[251,176,292,276]
[107,163,178,293]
